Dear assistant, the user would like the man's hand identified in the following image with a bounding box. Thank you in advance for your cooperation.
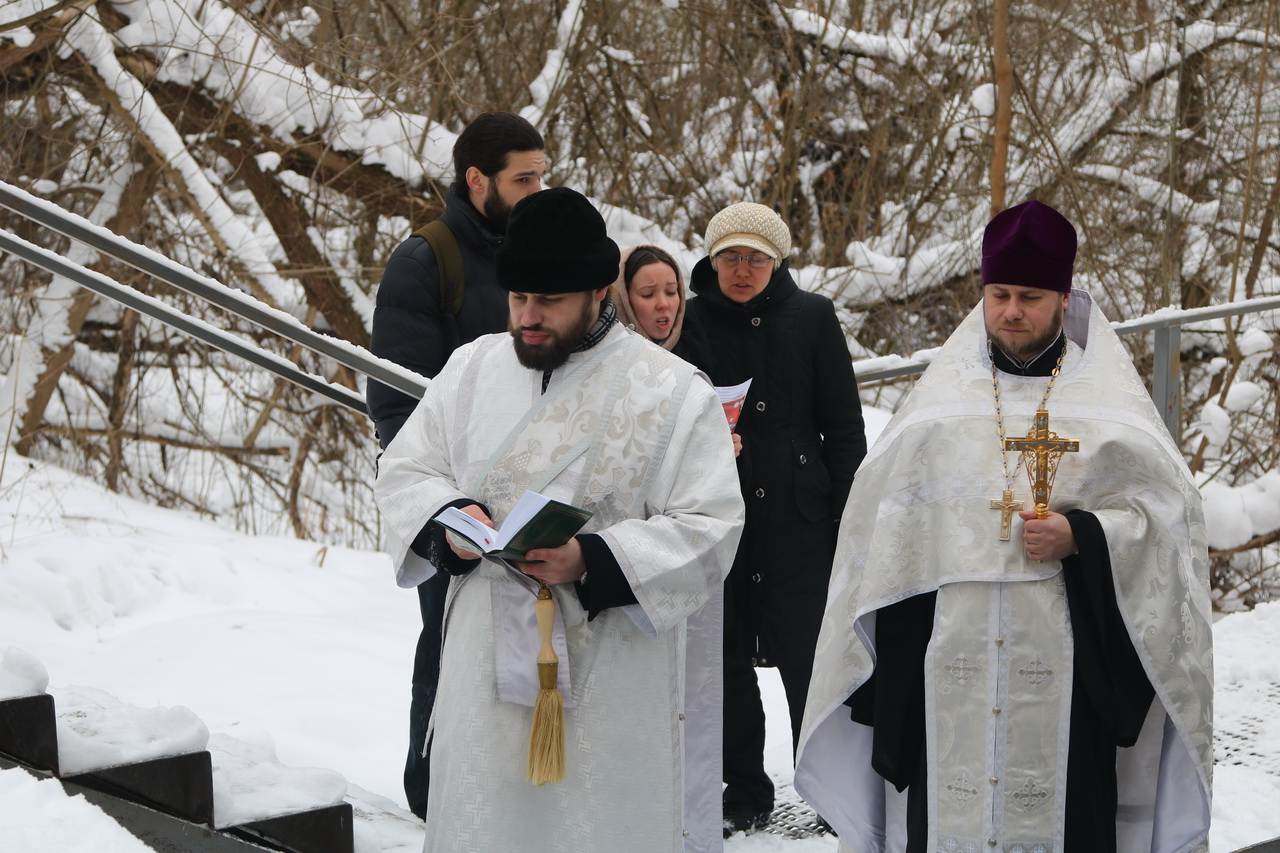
[517,538,587,586]
[732,433,743,458]
[1019,510,1077,562]
[446,504,494,560]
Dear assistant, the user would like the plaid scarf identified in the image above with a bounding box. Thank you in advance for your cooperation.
[541,298,618,393]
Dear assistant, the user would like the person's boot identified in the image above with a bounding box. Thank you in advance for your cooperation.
[722,801,772,838]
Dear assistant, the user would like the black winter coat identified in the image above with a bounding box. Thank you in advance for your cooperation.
[366,184,509,449]
[682,259,867,664]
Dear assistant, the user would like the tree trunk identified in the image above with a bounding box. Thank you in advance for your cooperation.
[4,162,156,456]
[105,308,140,492]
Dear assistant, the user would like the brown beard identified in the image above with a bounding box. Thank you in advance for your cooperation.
[510,297,596,371]
[482,181,512,232]
[991,304,1065,362]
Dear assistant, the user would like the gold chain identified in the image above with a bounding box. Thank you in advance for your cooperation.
[992,344,1067,489]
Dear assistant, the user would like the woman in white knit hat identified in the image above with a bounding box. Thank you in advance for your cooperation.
[684,201,867,837]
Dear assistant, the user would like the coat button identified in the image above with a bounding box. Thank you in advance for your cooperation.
[799,454,807,465]
[992,706,1002,715]
[678,712,686,721]
[755,401,766,412]
[752,573,762,583]
[755,487,765,498]
[989,776,999,785]
[987,840,998,848]
[751,317,761,327]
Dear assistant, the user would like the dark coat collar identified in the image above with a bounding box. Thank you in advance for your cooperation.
[441,182,503,255]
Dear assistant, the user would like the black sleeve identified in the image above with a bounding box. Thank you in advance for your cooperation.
[367,238,450,450]
[844,591,937,792]
[573,533,639,621]
[408,498,490,577]
[1063,509,1155,747]
[811,298,867,521]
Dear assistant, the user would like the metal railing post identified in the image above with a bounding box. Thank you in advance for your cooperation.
[1151,325,1182,444]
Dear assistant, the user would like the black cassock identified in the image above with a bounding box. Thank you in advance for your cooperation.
[845,335,1156,853]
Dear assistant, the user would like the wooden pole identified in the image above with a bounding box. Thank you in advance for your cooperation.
[990,0,1014,216]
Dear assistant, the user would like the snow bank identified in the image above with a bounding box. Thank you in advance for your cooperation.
[1214,601,1280,684]
[0,646,49,700]
[55,685,209,775]
[210,730,347,827]
[1211,603,1280,852]
[1212,764,1280,853]
[0,451,414,813]
[0,767,153,853]
[348,784,428,853]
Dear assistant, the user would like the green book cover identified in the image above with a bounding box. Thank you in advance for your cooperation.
[435,490,593,563]
[490,500,593,561]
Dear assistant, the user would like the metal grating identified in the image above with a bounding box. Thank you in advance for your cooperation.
[1215,682,1280,778]
[764,783,831,840]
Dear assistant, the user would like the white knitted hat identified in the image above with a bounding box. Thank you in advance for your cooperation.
[704,202,792,262]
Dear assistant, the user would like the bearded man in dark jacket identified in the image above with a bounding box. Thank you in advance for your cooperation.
[366,111,545,819]
[682,202,867,836]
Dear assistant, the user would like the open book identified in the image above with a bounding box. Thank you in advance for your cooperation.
[716,379,752,432]
[434,490,593,563]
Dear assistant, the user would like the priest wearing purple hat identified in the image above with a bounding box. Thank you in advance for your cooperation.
[794,199,1213,853]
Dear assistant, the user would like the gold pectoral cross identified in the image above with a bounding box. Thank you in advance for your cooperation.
[1004,409,1080,518]
[990,489,1024,541]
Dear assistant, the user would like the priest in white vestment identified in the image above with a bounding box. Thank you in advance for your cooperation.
[796,200,1213,853]
[375,187,745,853]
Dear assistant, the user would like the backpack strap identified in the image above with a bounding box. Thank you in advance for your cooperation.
[414,219,465,317]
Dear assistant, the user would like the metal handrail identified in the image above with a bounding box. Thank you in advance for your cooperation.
[0,228,367,412]
[0,180,429,402]
[1111,293,1280,333]
[853,293,1280,386]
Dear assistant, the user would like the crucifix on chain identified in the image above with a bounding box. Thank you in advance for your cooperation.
[990,490,1024,541]
[1005,409,1080,519]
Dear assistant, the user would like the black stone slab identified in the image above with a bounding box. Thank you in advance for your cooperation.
[66,750,215,825]
[0,693,58,773]
[0,758,268,852]
[1235,838,1280,853]
[228,803,355,853]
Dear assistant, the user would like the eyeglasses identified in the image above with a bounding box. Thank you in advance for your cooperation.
[714,251,774,269]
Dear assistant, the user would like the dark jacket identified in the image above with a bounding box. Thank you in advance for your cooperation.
[367,184,509,449]
[683,258,866,662]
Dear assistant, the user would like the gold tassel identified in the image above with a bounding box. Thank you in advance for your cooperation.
[527,584,565,784]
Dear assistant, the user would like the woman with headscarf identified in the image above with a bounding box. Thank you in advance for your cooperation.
[609,245,688,350]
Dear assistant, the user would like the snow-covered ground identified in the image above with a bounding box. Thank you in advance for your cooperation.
[0,402,1277,852]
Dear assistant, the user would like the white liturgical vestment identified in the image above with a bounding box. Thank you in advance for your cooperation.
[795,295,1213,853]
[376,323,744,853]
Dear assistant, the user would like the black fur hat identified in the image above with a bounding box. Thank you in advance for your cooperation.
[497,187,621,293]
